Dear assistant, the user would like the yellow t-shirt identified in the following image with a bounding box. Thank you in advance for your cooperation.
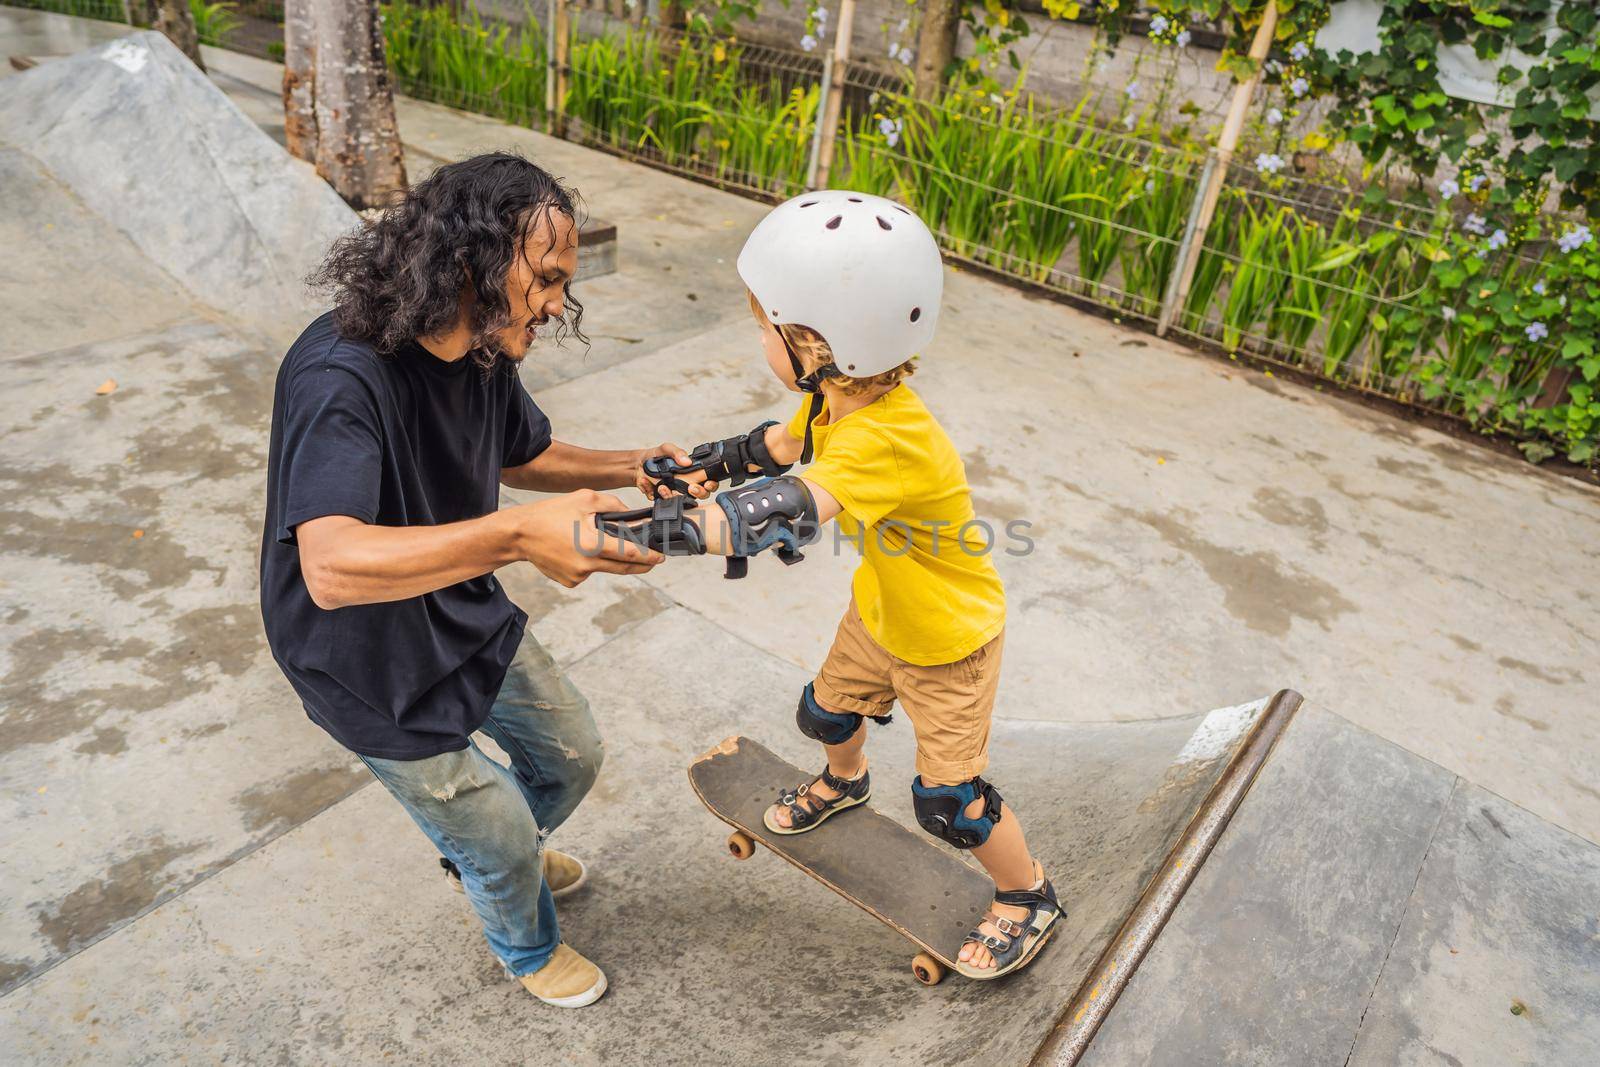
[788,385,1006,666]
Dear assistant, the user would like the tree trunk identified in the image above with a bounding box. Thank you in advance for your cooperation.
[913,0,960,101]
[135,0,206,70]
[309,0,408,209]
[282,0,318,163]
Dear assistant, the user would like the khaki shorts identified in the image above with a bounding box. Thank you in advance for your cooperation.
[813,601,1004,786]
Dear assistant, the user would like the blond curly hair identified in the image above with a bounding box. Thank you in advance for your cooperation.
[747,290,915,397]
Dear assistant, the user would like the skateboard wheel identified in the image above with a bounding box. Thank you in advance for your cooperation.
[911,952,945,986]
[726,831,756,860]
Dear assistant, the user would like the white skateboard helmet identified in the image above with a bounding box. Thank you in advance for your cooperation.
[737,190,944,378]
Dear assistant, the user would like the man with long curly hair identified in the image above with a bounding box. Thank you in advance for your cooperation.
[259,153,702,1008]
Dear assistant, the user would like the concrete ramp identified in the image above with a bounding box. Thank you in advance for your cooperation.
[0,31,361,1002]
[0,31,354,335]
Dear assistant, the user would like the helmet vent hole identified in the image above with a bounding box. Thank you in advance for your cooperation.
[894,205,911,215]
[876,216,892,231]
[847,196,863,203]
[847,363,856,370]
[909,307,922,323]
[800,200,818,208]
[825,215,843,230]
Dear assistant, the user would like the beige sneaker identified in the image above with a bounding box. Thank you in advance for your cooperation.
[439,850,589,898]
[517,943,608,1008]
[541,849,587,897]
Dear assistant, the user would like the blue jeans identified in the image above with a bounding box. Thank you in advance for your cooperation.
[359,636,603,977]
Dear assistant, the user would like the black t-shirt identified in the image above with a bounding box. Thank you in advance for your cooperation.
[259,313,552,759]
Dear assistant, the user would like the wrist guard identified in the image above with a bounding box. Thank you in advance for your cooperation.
[715,475,820,579]
[642,420,792,497]
[593,495,706,556]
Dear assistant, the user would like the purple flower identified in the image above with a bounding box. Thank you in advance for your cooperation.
[1486,229,1508,251]
[1176,29,1191,47]
[1440,306,1457,322]
[1266,107,1284,126]
[1289,77,1309,98]
[1256,153,1285,175]
[1438,178,1459,198]
[897,46,913,65]
[878,116,903,148]
[1266,59,1283,75]
[1461,213,1487,236]
[801,34,817,52]
[1532,281,1546,295]
[1469,174,1487,193]
[1557,225,1593,254]
[1290,42,1310,61]
[1524,321,1548,342]
[1149,14,1169,35]
[1125,80,1140,100]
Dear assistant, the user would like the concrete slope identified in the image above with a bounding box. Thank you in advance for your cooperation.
[1075,710,1600,1067]
[0,32,357,996]
[0,31,354,337]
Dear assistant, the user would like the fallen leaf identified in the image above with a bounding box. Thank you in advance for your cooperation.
[132,529,144,539]
[95,378,117,396]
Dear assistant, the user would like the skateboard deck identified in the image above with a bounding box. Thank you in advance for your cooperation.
[688,735,995,984]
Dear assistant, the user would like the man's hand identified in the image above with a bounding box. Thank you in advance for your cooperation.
[511,490,665,588]
[636,442,717,500]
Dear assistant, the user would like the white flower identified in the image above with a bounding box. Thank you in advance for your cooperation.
[888,40,899,58]
[1256,153,1285,175]
[879,116,903,148]
[815,6,827,21]
[801,34,817,52]
[1438,178,1460,198]
[1290,77,1309,98]
[1532,281,1546,295]
[1149,15,1169,35]
[1525,321,1548,342]
[1557,225,1593,253]
[898,47,913,65]
[1440,306,1456,322]
[1486,228,1508,251]
[896,17,907,34]
[990,93,1004,104]
[1290,42,1310,61]
[1122,113,1136,129]
[1266,59,1283,75]
[1125,80,1140,99]
[1461,212,1487,236]
[1266,107,1283,126]
[1176,29,1191,47]
[1145,179,1156,193]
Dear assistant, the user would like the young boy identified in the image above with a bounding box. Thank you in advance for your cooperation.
[609,190,1059,978]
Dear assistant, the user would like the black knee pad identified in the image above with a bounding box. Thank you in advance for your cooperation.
[795,683,864,745]
[911,775,1003,849]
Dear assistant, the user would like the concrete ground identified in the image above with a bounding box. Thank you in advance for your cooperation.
[2,10,1598,1064]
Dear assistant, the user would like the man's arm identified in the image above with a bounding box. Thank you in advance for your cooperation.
[501,440,710,498]
[297,490,662,609]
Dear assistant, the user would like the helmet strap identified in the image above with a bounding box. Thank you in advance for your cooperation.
[783,334,838,465]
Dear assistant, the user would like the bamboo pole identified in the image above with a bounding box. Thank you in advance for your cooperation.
[549,0,571,137]
[805,49,834,189]
[1156,1,1279,337]
[812,0,857,187]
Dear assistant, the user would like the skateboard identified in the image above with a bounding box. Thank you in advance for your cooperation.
[688,735,996,985]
